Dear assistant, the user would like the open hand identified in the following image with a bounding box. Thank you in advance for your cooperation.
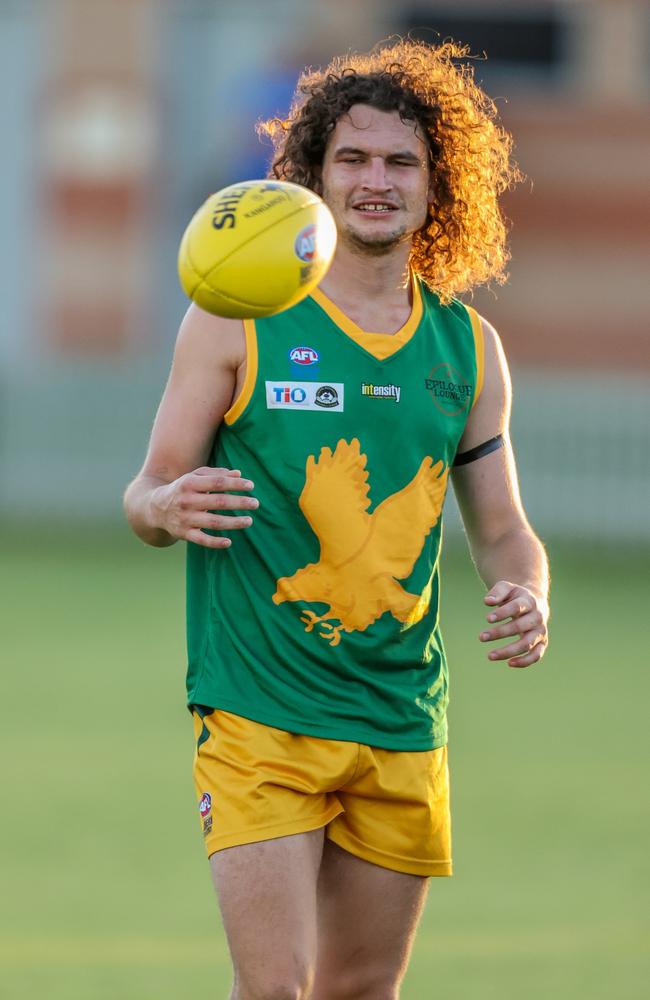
[153,466,258,549]
[479,580,549,668]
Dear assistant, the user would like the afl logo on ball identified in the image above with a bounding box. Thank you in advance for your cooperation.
[294,224,316,262]
[289,346,319,365]
[199,793,212,818]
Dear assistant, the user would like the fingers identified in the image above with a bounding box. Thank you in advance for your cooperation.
[192,510,254,530]
[185,513,255,549]
[507,644,547,668]
[191,470,254,493]
[484,581,537,622]
[484,580,516,607]
[481,581,549,668]
[157,467,259,547]
[186,528,232,549]
[480,610,541,644]
[194,466,241,477]
[191,492,259,513]
[486,631,547,665]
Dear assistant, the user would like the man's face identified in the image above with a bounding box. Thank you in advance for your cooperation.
[319,104,432,257]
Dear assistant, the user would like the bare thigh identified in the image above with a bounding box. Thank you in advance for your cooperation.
[210,829,324,1000]
[312,840,429,1000]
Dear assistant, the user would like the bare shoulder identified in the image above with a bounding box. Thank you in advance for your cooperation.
[173,303,246,375]
[458,313,512,450]
[135,306,246,482]
[478,314,510,401]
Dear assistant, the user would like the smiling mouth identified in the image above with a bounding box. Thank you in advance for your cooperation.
[352,202,399,214]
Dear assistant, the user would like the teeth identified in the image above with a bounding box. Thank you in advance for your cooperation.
[357,204,392,212]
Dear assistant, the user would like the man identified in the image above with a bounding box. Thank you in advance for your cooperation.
[124,39,549,1000]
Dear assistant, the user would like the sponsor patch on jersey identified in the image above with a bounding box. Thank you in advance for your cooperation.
[425,363,473,416]
[361,382,401,403]
[266,381,344,412]
[199,792,211,818]
[289,346,319,366]
[314,385,340,408]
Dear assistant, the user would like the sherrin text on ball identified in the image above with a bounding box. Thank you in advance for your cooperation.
[178,180,337,318]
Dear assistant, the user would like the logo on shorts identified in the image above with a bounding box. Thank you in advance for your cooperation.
[199,793,213,836]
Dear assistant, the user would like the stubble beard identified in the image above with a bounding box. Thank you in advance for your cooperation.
[341,220,411,258]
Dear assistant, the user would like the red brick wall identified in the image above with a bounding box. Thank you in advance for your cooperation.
[469,103,650,371]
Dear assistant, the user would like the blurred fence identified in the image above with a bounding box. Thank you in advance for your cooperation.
[2,362,648,541]
[506,373,650,542]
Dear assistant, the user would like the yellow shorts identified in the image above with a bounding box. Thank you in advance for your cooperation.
[192,708,452,878]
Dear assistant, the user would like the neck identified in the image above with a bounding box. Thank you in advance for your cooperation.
[318,239,413,307]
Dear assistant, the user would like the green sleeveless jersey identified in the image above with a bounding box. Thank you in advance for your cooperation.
[186,277,483,750]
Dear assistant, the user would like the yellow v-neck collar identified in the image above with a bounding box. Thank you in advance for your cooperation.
[310,273,423,362]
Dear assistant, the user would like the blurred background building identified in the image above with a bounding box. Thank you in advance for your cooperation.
[1,0,649,539]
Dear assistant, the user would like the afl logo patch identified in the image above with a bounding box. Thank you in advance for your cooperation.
[294,224,316,262]
[289,346,319,366]
[199,792,212,818]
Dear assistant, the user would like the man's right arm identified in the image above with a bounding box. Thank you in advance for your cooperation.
[123,304,258,549]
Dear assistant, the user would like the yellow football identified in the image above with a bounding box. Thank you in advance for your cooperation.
[177,180,337,318]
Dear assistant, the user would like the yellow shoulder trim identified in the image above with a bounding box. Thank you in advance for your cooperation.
[224,319,258,426]
[465,305,484,408]
[310,273,423,361]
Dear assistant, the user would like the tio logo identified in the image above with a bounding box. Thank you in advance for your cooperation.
[289,346,319,365]
[273,386,307,403]
[294,224,316,262]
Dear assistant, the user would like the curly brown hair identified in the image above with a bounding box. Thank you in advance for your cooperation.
[257,38,521,302]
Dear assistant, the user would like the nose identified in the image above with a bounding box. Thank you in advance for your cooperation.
[362,156,391,191]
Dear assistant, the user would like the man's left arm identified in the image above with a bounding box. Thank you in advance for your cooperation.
[452,315,550,668]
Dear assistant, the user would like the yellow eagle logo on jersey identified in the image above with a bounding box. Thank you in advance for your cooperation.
[272,438,448,646]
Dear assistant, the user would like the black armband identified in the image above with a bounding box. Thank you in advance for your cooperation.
[453,433,504,468]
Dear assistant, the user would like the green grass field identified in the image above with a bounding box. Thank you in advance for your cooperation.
[1,528,648,999]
